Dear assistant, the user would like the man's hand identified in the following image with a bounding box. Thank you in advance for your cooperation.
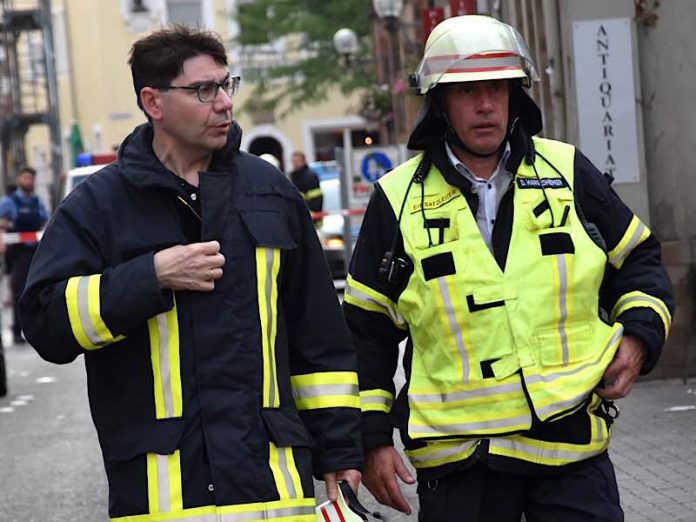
[596,335,646,400]
[362,446,415,515]
[323,469,362,502]
[154,241,225,291]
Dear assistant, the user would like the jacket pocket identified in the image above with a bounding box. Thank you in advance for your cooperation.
[261,407,314,448]
[537,323,592,367]
[239,209,297,249]
[104,417,186,462]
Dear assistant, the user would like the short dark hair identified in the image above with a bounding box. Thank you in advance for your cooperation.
[18,166,36,177]
[128,25,228,114]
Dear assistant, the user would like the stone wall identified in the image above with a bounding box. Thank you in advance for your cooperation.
[647,239,696,380]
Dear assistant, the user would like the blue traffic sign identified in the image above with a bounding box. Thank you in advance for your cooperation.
[360,151,393,183]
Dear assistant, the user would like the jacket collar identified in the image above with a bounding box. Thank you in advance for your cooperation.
[117,121,243,190]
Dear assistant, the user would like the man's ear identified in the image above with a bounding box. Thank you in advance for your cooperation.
[140,87,163,121]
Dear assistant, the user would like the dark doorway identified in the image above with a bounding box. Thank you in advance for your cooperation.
[248,137,284,173]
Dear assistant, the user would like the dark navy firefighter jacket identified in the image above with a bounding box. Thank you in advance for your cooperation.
[19,122,362,521]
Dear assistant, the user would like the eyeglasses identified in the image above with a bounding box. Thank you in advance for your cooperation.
[157,75,241,103]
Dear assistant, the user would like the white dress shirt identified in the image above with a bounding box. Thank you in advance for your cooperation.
[445,143,512,251]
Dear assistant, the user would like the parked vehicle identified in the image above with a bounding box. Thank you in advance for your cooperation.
[312,162,361,279]
[61,164,105,200]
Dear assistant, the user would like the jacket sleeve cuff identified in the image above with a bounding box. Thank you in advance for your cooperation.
[618,308,666,374]
[362,412,394,454]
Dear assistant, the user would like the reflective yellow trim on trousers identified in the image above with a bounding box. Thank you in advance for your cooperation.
[302,188,322,201]
[291,372,360,410]
[111,498,317,521]
[146,300,184,515]
[257,248,281,409]
[147,451,183,515]
[405,439,479,469]
[344,275,406,328]
[256,247,303,500]
[608,215,650,269]
[611,290,672,335]
[359,389,394,413]
[489,395,611,466]
[65,275,125,349]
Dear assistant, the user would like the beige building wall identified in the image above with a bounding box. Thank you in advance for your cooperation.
[22,0,364,188]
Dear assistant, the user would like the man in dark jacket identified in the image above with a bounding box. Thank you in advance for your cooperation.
[289,152,323,214]
[0,166,49,344]
[343,15,673,522]
[20,26,361,521]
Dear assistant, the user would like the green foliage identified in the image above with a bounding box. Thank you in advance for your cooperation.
[236,0,374,117]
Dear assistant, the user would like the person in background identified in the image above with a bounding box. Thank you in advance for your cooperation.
[19,26,361,521]
[289,151,323,214]
[0,167,49,344]
[343,15,674,522]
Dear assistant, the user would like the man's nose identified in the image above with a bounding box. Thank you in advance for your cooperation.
[214,87,233,111]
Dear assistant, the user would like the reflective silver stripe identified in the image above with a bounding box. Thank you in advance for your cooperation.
[595,415,604,443]
[410,414,530,435]
[157,313,174,418]
[277,449,297,499]
[408,441,478,466]
[557,255,569,366]
[344,284,405,326]
[77,276,102,346]
[361,395,393,408]
[221,505,315,521]
[611,221,647,267]
[491,438,605,463]
[156,454,170,512]
[438,278,469,382]
[614,295,671,328]
[534,390,590,419]
[410,381,523,403]
[423,55,522,75]
[293,383,359,401]
[525,326,623,385]
[264,248,277,407]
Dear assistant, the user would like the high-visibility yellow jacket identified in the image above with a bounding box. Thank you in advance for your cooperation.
[344,136,673,476]
[20,122,361,521]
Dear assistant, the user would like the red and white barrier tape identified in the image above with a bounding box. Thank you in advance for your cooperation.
[3,231,43,245]
[311,208,366,221]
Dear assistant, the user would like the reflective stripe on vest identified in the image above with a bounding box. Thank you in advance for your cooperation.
[377,138,623,443]
[256,247,304,500]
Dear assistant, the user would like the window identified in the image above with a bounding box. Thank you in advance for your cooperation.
[166,0,202,26]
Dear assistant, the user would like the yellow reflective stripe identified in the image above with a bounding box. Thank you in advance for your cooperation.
[611,290,672,335]
[405,439,479,469]
[291,372,360,410]
[257,248,281,408]
[302,188,322,201]
[608,215,650,269]
[111,498,316,521]
[65,275,124,350]
[146,451,183,515]
[409,380,524,407]
[489,436,607,466]
[409,412,531,436]
[148,299,182,419]
[552,253,571,365]
[344,275,406,328]
[439,276,472,383]
[268,443,304,500]
[360,389,394,413]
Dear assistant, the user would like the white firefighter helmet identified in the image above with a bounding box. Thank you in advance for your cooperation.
[259,153,281,170]
[410,15,539,95]
[315,482,383,521]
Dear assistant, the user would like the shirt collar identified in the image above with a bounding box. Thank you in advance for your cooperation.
[445,142,512,186]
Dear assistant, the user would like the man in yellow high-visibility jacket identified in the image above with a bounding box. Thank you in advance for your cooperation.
[343,15,674,522]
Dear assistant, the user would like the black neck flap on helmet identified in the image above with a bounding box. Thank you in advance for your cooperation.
[406,81,543,157]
